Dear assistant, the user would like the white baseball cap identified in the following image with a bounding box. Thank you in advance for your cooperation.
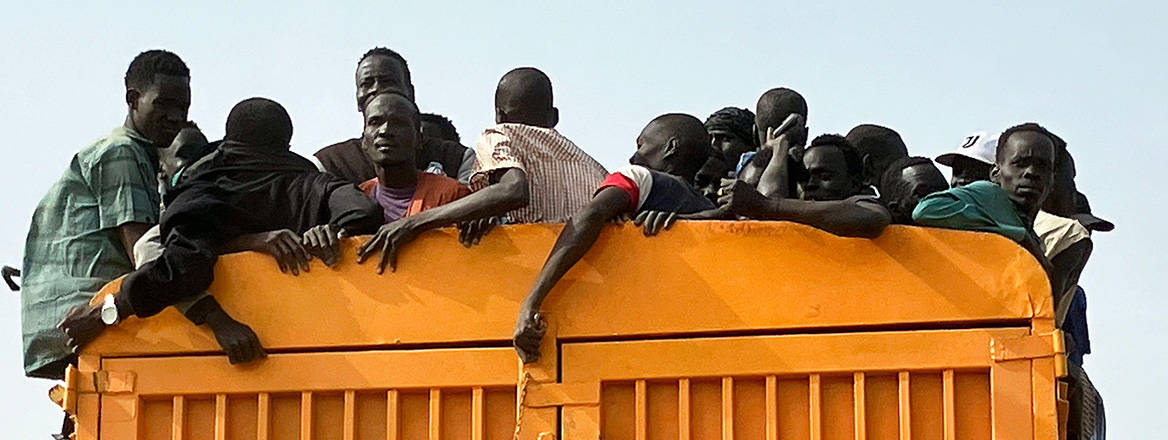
[936,131,998,167]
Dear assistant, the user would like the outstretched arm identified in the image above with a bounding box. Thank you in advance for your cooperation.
[721,180,890,238]
[358,168,529,273]
[513,187,630,363]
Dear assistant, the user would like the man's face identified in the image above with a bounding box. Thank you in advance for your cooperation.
[709,129,751,164]
[129,74,191,147]
[949,155,994,188]
[991,131,1055,215]
[889,163,949,223]
[160,128,205,181]
[630,123,674,174]
[361,95,420,167]
[800,145,857,201]
[355,55,412,112]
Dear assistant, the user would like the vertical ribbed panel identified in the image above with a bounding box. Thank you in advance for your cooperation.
[722,377,734,440]
[172,396,185,440]
[854,373,867,440]
[766,376,778,440]
[429,389,442,440]
[942,371,956,440]
[257,393,270,440]
[898,372,911,440]
[387,390,399,440]
[678,378,691,440]
[634,380,647,440]
[471,387,484,440]
[301,392,313,440]
[214,394,227,440]
[809,374,822,440]
[343,390,356,440]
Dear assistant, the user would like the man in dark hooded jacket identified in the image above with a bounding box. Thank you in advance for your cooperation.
[58,97,383,352]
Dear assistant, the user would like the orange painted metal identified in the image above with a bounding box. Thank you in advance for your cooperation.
[60,222,1062,439]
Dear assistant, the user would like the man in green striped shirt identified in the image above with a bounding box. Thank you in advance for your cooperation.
[21,50,190,379]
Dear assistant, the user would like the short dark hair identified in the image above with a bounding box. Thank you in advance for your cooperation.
[358,47,412,86]
[996,122,1056,163]
[364,91,420,117]
[124,50,189,89]
[879,156,937,194]
[755,88,808,131]
[806,134,863,180]
[420,112,460,143]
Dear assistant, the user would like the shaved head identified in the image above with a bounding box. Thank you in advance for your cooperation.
[495,67,558,128]
[846,124,909,188]
[632,113,711,180]
[755,87,808,146]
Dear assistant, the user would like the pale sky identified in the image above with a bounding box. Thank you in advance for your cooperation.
[1,1,1164,438]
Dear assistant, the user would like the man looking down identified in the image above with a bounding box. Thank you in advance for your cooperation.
[512,113,716,363]
[879,156,949,225]
[22,49,190,380]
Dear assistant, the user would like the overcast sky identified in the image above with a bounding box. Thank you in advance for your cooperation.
[1,1,1164,437]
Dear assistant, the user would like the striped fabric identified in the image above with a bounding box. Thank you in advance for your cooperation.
[471,123,608,223]
[21,126,160,378]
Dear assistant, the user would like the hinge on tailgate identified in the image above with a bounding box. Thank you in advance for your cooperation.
[58,365,137,414]
[523,382,600,408]
[990,330,1068,377]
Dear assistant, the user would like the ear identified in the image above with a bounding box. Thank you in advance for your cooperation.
[548,107,560,129]
[126,89,140,109]
[494,108,506,124]
[862,154,875,178]
[664,138,680,158]
[989,165,1001,184]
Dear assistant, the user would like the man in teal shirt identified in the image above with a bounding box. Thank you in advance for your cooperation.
[913,122,1057,263]
[21,50,191,380]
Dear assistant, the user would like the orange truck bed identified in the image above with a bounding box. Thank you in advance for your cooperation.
[62,221,1066,440]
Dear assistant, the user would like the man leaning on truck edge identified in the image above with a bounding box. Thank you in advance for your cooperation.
[21,50,190,380]
[512,113,716,363]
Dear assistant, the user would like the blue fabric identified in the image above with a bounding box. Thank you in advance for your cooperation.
[1065,286,1091,364]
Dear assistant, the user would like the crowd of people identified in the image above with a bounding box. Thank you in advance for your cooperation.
[15,48,1111,439]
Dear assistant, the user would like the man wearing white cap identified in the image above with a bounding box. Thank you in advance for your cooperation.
[935,131,997,187]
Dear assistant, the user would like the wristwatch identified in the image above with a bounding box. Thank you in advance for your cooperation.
[100,295,119,325]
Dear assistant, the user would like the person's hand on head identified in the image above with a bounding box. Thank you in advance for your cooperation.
[205,308,266,365]
[302,225,342,268]
[512,311,547,364]
[357,219,420,274]
[457,217,500,248]
[58,303,106,354]
[633,211,678,236]
[717,179,771,218]
[250,229,310,275]
[762,113,806,152]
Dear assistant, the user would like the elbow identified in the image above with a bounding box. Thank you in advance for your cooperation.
[499,179,530,212]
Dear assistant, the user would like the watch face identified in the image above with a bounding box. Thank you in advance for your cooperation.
[101,305,118,325]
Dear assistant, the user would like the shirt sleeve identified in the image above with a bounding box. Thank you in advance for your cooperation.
[85,143,159,230]
[596,165,653,211]
[470,128,525,190]
[457,148,476,184]
[911,187,1027,242]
